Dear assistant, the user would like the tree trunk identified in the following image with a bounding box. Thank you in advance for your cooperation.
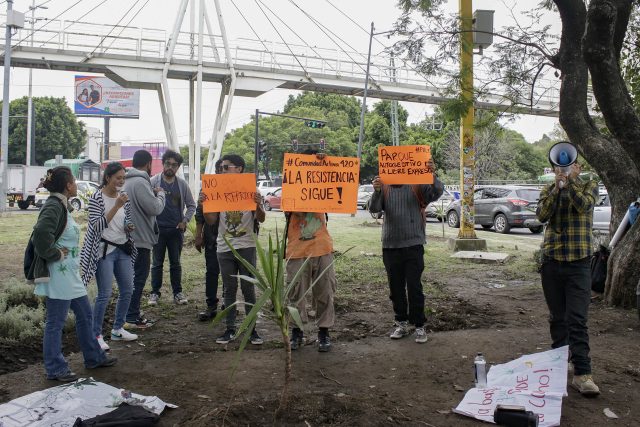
[606,222,640,307]
[554,0,640,307]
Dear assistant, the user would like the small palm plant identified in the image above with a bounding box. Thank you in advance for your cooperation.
[432,200,447,237]
[213,230,332,417]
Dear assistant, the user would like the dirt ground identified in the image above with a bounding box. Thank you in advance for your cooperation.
[1,232,640,426]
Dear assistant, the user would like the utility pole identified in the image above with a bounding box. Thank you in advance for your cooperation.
[26,0,46,166]
[356,22,374,160]
[453,0,486,251]
[1,0,24,212]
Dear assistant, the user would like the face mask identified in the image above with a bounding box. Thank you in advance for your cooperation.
[116,186,124,192]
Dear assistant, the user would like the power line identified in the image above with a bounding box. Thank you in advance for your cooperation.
[10,0,85,51]
[253,0,312,80]
[99,0,151,53]
[37,0,112,48]
[90,0,142,55]
[229,0,282,68]
[255,0,335,72]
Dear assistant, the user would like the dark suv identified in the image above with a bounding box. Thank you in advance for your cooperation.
[445,186,543,234]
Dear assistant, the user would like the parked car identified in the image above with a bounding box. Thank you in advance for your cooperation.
[426,189,457,221]
[257,179,281,197]
[593,190,611,232]
[263,187,282,211]
[35,180,99,211]
[357,184,375,209]
[445,185,543,234]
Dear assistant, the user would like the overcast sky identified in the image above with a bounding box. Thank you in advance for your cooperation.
[3,0,561,147]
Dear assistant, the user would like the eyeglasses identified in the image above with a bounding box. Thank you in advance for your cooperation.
[164,162,180,169]
[222,164,241,170]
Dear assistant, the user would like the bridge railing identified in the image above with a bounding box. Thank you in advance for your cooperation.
[3,16,570,112]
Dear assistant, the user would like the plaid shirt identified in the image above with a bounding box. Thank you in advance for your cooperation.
[536,177,598,262]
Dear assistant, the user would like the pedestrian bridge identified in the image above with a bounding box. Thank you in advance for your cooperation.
[2,16,562,117]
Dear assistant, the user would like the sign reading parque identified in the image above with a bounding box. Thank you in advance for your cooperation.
[74,76,140,118]
[281,153,360,214]
[378,145,433,185]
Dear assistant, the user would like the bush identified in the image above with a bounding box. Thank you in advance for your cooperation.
[0,303,45,340]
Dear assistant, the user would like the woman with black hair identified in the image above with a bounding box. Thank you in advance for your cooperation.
[80,162,138,351]
[31,166,116,382]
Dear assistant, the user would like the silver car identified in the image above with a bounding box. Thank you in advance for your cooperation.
[357,184,375,209]
[445,185,543,234]
[593,191,611,232]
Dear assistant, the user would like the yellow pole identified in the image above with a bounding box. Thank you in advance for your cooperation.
[458,0,477,239]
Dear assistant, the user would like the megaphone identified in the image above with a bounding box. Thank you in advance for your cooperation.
[548,142,578,188]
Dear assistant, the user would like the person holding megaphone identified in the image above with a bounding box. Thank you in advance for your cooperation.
[536,141,601,397]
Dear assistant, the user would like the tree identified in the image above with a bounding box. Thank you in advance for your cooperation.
[395,1,640,308]
[3,97,86,165]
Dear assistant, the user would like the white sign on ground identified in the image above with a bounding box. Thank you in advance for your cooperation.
[0,377,176,426]
[454,346,569,427]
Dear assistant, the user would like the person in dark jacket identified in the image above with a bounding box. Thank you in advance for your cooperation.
[32,166,116,382]
[195,160,222,321]
[369,159,443,344]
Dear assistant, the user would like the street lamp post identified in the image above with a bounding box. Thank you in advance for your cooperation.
[357,23,394,161]
[26,1,47,167]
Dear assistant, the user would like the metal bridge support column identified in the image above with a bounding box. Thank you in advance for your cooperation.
[192,0,205,195]
[205,0,237,173]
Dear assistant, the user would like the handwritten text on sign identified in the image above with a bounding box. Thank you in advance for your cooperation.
[454,346,568,427]
[201,173,257,213]
[281,154,360,214]
[378,145,433,184]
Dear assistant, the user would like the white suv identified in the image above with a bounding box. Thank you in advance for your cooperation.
[35,180,99,211]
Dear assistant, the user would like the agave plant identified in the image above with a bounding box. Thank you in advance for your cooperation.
[432,200,447,237]
[213,230,334,417]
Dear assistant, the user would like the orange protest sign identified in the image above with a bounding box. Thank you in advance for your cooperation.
[281,154,360,214]
[378,145,433,184]
[201,173,257,213]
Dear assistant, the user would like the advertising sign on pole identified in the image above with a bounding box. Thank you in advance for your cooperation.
[74,76,140,118]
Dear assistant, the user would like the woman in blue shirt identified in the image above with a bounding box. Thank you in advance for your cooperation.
[33,167,117,382]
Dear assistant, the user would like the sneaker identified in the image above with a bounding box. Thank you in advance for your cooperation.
[124,317,154,329]
[96,335,110,351]
[414,327,428,343]
[148,293,159,306]
[390,321,411,339]
[571,374,600,396]
[111,328,138,341]
[47,371,78,382]
[318,331,331,352]
[290,328,304,351]
[174,292,188,305]
[198,306,217,322]
[216,329,235,344]
[87,356,118,369]
[250,329,264,345]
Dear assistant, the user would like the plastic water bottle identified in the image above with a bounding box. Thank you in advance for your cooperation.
[474,353,487,388]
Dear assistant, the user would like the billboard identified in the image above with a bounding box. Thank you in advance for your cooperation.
[74,76,140,118]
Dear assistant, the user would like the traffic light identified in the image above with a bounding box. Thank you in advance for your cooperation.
[319,138,325,150]
[304,120,326,129]
[292,139,298,151]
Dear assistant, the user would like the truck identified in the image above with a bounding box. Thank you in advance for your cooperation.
[257,178,282,197]
[7,164,49,209]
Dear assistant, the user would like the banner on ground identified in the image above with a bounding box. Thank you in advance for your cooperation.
[281,153,360,214]
[453,346,569,427]
[202,173,257,213]
[74,75,140,118]
[0,377,175,426]
[378,145,433,184]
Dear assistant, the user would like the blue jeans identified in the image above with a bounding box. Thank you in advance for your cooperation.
[44,296,106,378]
[127,247,150,323]
[151,228,184,297]
[93,247,134,336]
